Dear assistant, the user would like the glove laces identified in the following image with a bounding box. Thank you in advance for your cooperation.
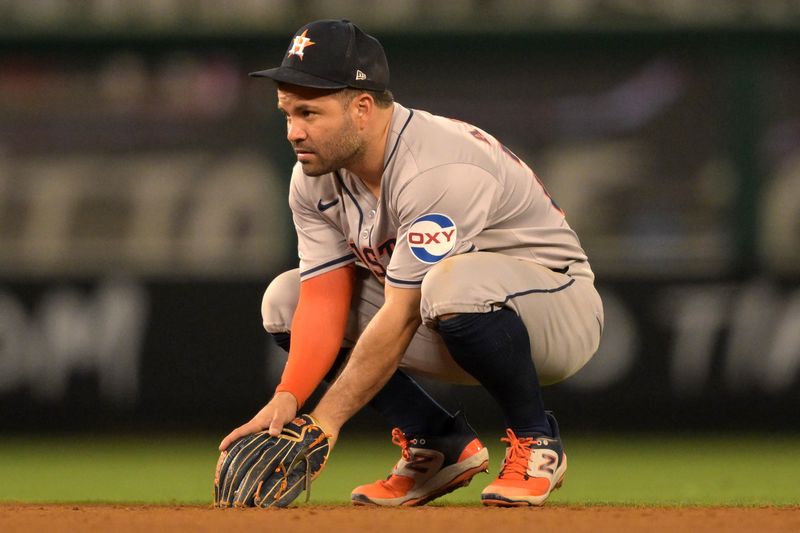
[256,427,332,506]
[290,430,332,502]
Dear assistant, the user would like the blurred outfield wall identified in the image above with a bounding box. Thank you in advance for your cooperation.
[1,1,799,432]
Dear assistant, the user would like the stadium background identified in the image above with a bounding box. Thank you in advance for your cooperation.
[1,1,799,506]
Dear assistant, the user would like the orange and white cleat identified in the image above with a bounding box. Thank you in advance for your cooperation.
[351,411,489,506]
[481,413,567,507]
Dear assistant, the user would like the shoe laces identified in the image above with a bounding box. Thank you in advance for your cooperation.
[498,429,535,480]
[376,428,415,489]
[391,428,412,461]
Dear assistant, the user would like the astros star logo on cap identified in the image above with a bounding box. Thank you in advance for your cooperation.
[288,29,315,60]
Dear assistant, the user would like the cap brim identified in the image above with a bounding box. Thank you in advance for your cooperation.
[248,66,348,89]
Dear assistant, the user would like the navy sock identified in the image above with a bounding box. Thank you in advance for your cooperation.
[368,370,456,436]
[437,308,552,437]
[269,332,453,436]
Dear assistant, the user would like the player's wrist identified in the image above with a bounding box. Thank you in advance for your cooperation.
[308,410,340,444]
[273,388,301,409]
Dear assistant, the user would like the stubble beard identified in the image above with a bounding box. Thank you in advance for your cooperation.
[298,117,364,177]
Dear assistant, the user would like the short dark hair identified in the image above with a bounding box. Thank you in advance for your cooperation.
[339,88,394,109]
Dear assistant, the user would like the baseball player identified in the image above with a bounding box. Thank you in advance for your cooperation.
[219,19,603,507]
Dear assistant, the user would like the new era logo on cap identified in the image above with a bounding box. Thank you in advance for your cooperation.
[249,19,389,91]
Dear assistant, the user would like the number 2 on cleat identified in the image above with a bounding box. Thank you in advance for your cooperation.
[538,453,557,475]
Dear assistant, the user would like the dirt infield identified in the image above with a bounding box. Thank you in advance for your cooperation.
[1,504,798,532]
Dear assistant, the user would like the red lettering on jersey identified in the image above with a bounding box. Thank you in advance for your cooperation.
[349,238,396,280]
[469,129,491,145]
[409,232,424,245]
[424,232,441,244]
[410,230,455,244]
[378,239,396,256]
[456,117,564,215]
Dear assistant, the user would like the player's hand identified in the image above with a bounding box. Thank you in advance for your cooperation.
[218,391,299,451]
[214,414,332,508]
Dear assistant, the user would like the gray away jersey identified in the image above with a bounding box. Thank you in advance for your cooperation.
[288,102,593,288]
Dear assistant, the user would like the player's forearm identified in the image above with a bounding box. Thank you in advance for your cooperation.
[311,289,421,436]
[276,265,355,407]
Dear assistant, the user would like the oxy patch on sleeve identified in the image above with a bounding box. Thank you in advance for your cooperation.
[407,213,458,264]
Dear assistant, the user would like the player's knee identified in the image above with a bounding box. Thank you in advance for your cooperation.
[261,269,300,333]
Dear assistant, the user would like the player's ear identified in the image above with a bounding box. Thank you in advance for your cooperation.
[352,93,373,127]
[355,93,372,116]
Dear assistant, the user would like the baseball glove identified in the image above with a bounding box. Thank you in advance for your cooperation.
[214,414,332,508]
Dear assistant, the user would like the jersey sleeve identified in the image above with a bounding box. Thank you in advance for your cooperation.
[288,166,356,281]
[385,163,498,287]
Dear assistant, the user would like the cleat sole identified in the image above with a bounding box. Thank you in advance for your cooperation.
[403,460,489,506]
[480,471,566,507]
[352,460,489,507]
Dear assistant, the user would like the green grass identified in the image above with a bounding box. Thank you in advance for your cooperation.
[0,433,798,506]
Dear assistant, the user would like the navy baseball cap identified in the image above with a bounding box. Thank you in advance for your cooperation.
[250,19,389,91]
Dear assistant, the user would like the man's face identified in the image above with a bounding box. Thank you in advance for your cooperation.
[277,85,363,176]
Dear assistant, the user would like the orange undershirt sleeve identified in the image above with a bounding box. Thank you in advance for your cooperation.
[275,263,356,407]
